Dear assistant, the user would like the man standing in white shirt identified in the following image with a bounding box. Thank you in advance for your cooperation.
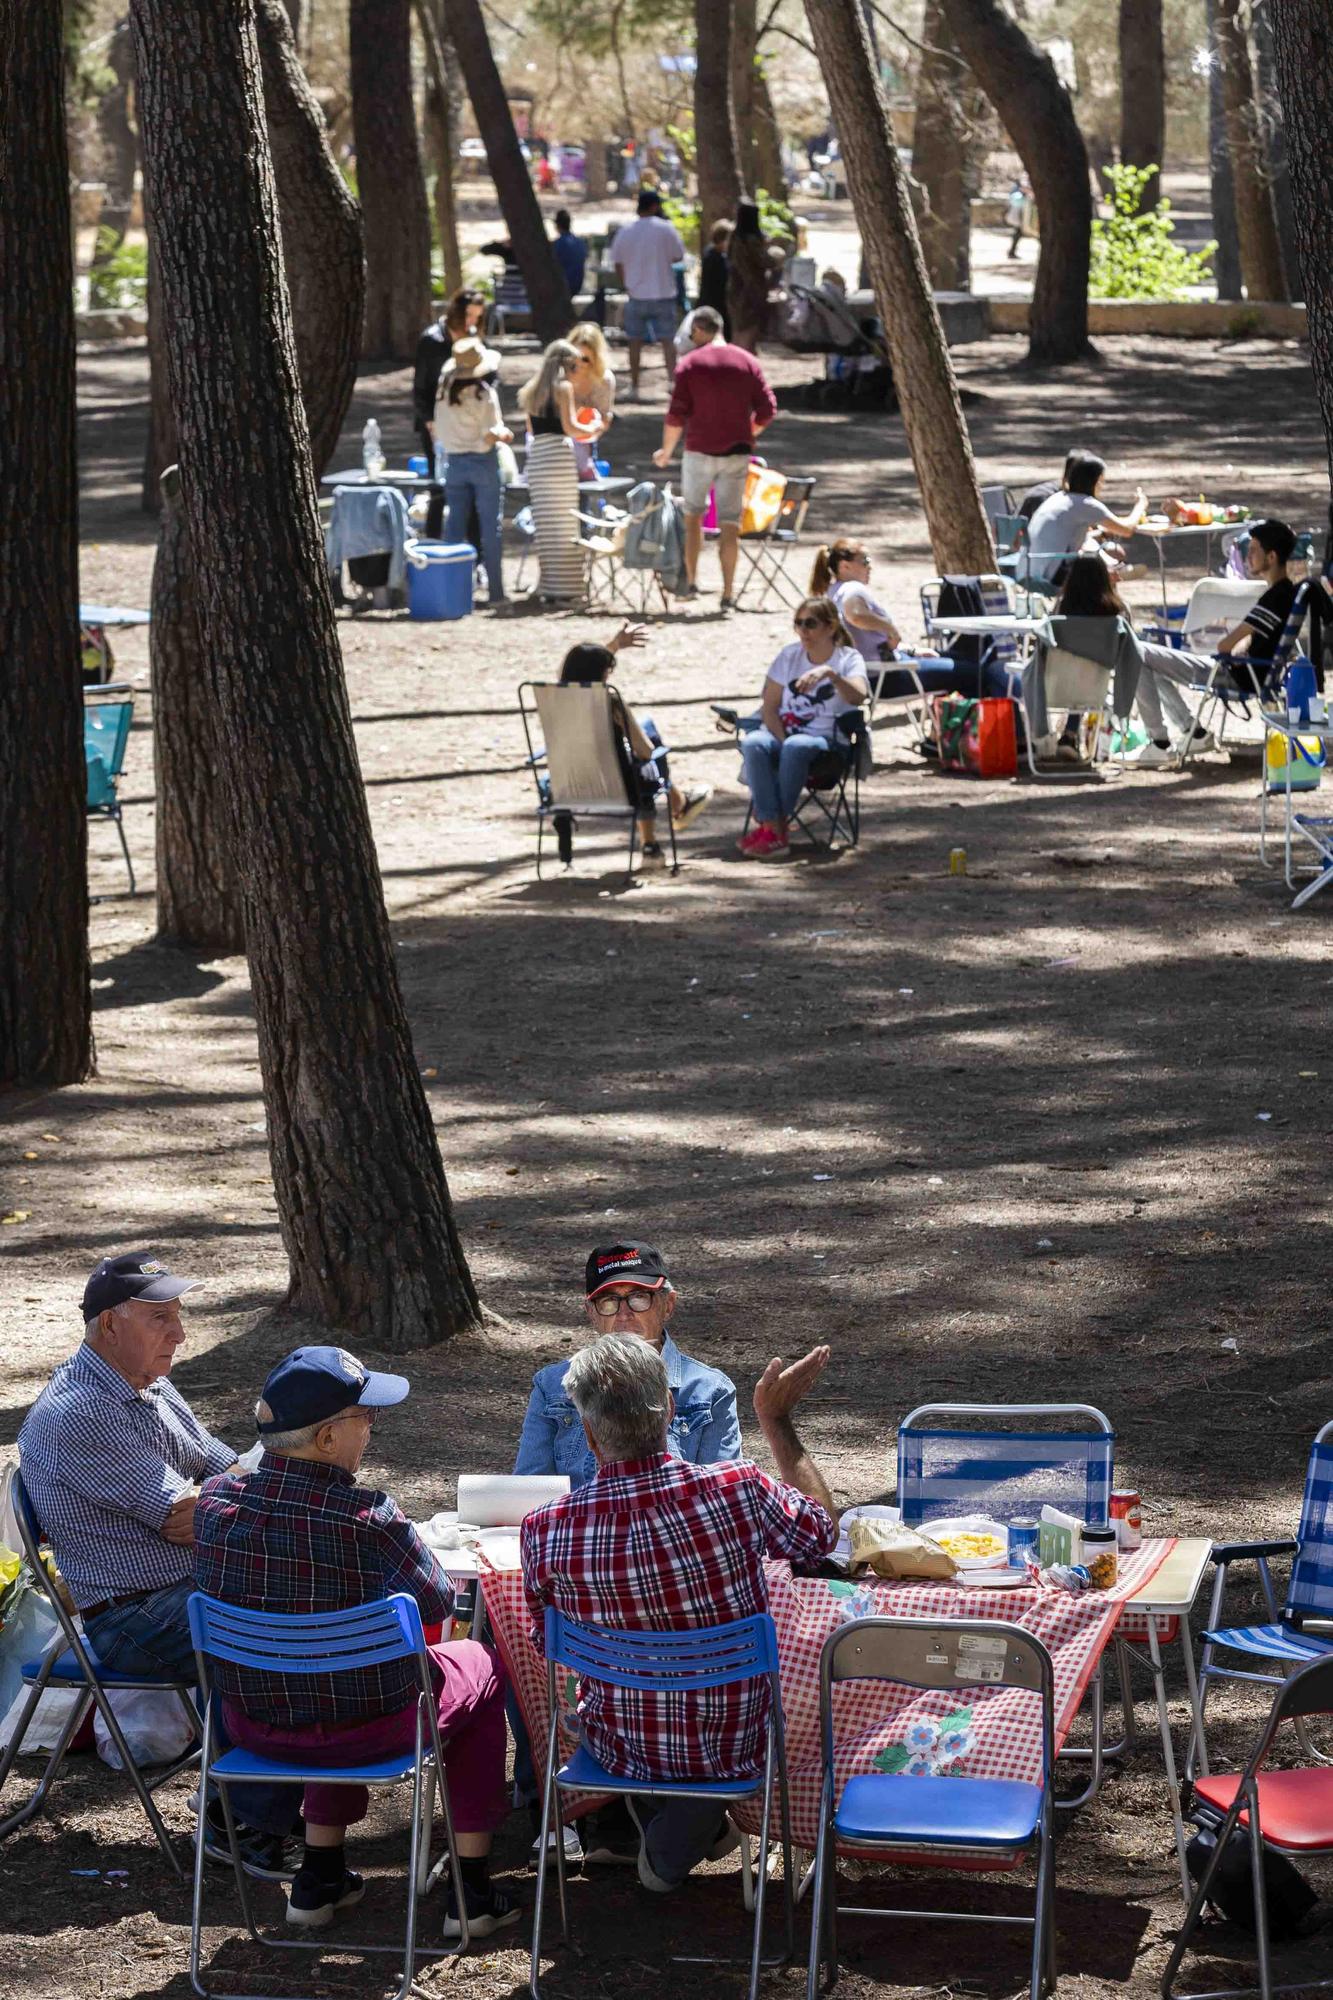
[613,189,685,398]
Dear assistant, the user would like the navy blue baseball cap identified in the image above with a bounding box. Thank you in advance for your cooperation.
[255,1345,410,1435]
[83,1251,202,1320]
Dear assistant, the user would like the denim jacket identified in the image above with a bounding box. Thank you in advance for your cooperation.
[513,1333,741,1487]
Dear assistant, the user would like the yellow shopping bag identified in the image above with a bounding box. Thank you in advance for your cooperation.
[740,463,785,536]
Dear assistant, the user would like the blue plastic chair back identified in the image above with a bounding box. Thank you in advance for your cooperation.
[10,1468,42,1557]
[84,700,132,808]
[543,1608,777,1692]
[188,1590,426,1674]
[897,1406,1114,1528]
[1287,1427,1333,1626]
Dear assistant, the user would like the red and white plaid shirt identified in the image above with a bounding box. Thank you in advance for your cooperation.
[520,1452,836,1782]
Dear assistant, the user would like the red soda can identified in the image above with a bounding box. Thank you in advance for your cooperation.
[1110,1489,1142,1551]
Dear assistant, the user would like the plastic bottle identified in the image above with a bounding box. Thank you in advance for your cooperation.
[433,440,447,486]
[362,418,385,478]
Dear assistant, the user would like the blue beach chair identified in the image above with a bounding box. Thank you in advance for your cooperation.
[84,682,136,893]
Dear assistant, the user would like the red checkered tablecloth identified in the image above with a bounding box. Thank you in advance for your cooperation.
[480,1538,1172,1852]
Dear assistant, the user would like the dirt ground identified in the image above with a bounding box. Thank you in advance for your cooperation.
[3,327,1333,1998]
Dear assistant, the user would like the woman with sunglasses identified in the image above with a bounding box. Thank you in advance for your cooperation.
[739,595,868,859]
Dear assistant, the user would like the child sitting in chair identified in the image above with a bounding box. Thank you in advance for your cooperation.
[558,625,712,865]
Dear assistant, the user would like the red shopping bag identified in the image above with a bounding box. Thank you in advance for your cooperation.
[932,694,1017,778]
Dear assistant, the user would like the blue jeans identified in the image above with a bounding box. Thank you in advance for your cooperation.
[86,1578,297,1836]
[741,726,838,824]
[445,450,504,602]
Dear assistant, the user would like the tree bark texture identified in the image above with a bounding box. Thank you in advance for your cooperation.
[1268,0,1333,480]
[350,0,431,358]
[942,0,1093,363]
[129,0,482,1346]
[731,0,758,190]
[1215,0,1287,300]
[752,61,785,196]
[416,0,465,297]
[447,0,571,341]
[257,0,365,472]
[912,0,978,291]
[151,468,244,951]
[1207,0,1243,299]
[696,0,745,237]
[142,225,175,513]
[88,16,138,297]
[1251,0,1299,298]
[0,0,93,1086]
[1118,0,1164,210]
[804,0,993,574]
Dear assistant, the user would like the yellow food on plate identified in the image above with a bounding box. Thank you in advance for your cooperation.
[933,1530,1007,1563]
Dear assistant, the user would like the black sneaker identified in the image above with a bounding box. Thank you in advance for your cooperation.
[200,1807,303,1883]
[579,1798,640,1865]
[441,1879,521,1941]
[285,1865,365,1928]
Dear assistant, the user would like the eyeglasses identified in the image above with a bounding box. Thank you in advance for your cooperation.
[591,1290,658,1315]
[794,617,825,632]
[330,1407,375,1428]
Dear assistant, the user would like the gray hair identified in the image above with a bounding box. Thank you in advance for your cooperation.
[254,1395,322,1454]
[85,1301,131,1337]
[564,1335,670,1461]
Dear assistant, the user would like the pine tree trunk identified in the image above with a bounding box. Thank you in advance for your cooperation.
[350,0,431,358]
[257,0,364,471]
[752,62,785,197]
[142,227,174,514]
[0,0,93,1086]
[1215,0,1287,300]
[1251,0,1300,298]
[447,0,571,341]
[942,0,1094,363]
[88,17,138,302]
[731,0,758,190]
[1118,0,1164,209]
[696,0,745,238]
[1267,0,1333,478]
[129,0,481,1346]
[1207,0,1243,300]
[804,0,993,574]
[912,0,977,291]
[416,0,465,296]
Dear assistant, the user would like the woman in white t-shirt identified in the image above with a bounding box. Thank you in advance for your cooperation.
[1026,450,1147,583]
[738,596,868,860]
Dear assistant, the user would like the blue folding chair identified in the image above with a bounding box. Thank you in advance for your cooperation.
[186,1590,470,2000]
[0,1469,200,1873]
[530,1608,794,2000]
[806,1617,1057,2000]
[1189,1421,1333,1784]
[84,682,136,894]
[1177,578,1311,769]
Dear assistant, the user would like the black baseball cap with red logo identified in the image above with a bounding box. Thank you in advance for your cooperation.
[584,1241,670,1298]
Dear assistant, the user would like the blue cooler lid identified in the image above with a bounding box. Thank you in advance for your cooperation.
[408,541,477,564]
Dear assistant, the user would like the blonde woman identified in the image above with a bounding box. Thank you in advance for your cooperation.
[517,340,602,601]
[567,323,616,476]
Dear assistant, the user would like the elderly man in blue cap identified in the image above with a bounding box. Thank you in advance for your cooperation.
[19,1251,302,1878]
[195,1346,515,1939]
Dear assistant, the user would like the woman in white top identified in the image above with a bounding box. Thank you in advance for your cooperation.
[434,337,513,605]
[517,340,603,601]
[567,323,616,477]
[809,540,901,663]
[738,596,868,860]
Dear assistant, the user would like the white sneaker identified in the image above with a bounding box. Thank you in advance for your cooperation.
[1134,740,1175,769]
[528,1822,583,1868]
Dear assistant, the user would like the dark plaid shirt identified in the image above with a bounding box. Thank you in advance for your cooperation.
[194,1453,453,1726]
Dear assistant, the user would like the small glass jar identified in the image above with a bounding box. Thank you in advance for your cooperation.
[1082,1525,1118,1590]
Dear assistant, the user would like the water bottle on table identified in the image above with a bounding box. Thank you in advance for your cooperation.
[362,418,385,479]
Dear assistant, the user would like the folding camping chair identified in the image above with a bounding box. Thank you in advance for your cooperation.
[980,485,1018,532]
[487,262,532,337]
[530,1609,794,2000]
[1163,1651,1333,2000]
[518,681,678,883]
[896,1403,1120,1806]
[1141,575,1263,653]
[84,682,136,894]
[712,706,865,852]
[186,1591,471,2000]
[1023,615,1136,778]
[0,1470,200,1874]
[574,494,672,615]
[732,475,817,611]
[805,1618,1057,2000]
[1177,580,1311,769]
[1188,1421,1333,1783]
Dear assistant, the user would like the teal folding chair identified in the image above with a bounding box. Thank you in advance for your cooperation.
[806,1617,1057,2000]
[84,682,136,893]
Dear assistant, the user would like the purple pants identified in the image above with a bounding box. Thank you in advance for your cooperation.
[222,1639,508,1833]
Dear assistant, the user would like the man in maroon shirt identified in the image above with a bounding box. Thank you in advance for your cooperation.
[653,306,777,609]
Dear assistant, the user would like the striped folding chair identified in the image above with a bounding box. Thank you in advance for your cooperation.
[1189,1422,1333,1781]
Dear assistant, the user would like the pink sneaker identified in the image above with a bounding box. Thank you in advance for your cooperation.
[737,823,773,855]
[744,824,790,861]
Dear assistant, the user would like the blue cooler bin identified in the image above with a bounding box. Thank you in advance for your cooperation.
[406,540,474,621]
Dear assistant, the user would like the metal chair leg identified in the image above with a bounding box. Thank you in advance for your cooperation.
[0,1684,92,1839]
[114,807,136,894]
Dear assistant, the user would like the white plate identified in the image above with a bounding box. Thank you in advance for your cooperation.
[961,1567,1030,1590]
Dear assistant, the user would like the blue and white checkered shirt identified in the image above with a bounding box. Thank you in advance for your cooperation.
[18,1344,235,1610]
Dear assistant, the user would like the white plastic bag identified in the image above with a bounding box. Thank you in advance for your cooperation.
[0,1683,81,1753]
[94,1687,197,1770]
[0,1580,59,1726]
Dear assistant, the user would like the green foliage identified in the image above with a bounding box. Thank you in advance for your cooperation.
[1088,164,1215,303]
[528,0,692,57]
[87,233,147,311]
[660,186,796,259]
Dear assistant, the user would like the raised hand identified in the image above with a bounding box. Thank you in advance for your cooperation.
[752,1345,831,1430]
